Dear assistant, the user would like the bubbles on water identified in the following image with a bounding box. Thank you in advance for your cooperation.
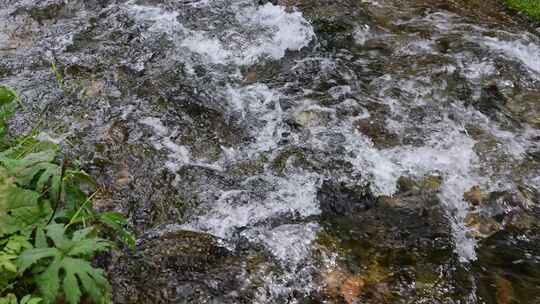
[128,3,183,35]
[183,172,321,239]
[120,0,540,300]
[139,117,191,172]
[132,0,314,65]
[244,223,320,267]
[353,24,373,45]
[482,35,540,75]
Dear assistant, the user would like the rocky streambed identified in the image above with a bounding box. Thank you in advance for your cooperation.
[1,0,540,303]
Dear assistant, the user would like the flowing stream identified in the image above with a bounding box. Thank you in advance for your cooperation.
[1,0,540,303]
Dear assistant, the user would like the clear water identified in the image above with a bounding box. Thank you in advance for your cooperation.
[1,0,539,302]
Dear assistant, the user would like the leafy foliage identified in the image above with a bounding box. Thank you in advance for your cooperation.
[0,86,17,146]
[18,225,111,304]
[0,150,62,203]
[0,294,42,304]
[0,166,52,238]
[0,86,134,303]
[0,235,32,291]
[98,212,136,249]
[504,0,540,21]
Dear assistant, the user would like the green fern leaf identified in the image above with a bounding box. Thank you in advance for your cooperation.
[98,212,136,249]
[17,225,111,304]
[0,169,52,237]
[17,247,58,273]
[0,151,61,202]
[0,234,33,274]
[19,295,42,304]
[0,294,18,304]
[0,86,16,105]
[0,294,42,304]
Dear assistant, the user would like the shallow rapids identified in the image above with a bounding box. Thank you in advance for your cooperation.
[1,0,539,303]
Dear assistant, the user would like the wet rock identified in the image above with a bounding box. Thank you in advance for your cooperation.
[311,18,355,50]
[495,274,513,304]
[272,147,311,174]
[473,228,540,303]
[420,174,443,193]
[447,70,473,102]
[317,180,376,216]
[472,83,540,130]
[506,91,540,129]
[464,185,486,206]
[316,181,470,303]
[397,176,419,193]
[475,83,509,117]
[465,212,501,238]
[340,276,365,304]
[290,106,333,128]
[109,230,248,304]
[355,118,399,149]
[14,0,67,24]
[396,174,443,196]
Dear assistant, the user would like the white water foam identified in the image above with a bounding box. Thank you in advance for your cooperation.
[236,3,315,64]
[353,24,373,45]
[482,36,540,75]
[139,117,191,172]
[128,4,182,35]
[180,2,314,65]
[183,172,321,239]
[243,223,320,267]
[226,84,286,154]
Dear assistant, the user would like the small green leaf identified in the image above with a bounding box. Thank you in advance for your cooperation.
[0,168,51,237]
[63,266,81,304]
[35,227,47,249]
[17,247,58,273]
[43,224,68,250]
[19,295,42,304]
[35,258,61,303]
[0,86,16,105]
[24,298,42,304]
[98,212,135,249]
[0,294,18,304]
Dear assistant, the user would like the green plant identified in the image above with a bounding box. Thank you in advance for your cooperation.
[18,224,111,304]
[0,294,42,304]
[503,0,540,21]
[0,86,18,146]
[0,85,133,303]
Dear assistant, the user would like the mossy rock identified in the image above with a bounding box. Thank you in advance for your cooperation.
[473,228,540,303]
[355,118,399,149]
[272,147,310,174]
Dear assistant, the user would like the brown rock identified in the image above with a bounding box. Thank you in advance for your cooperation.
[465,213,501,238]
[244,70,257,83]
[340,276,365,304]
[464,186,484,206]
[495,274,513,304]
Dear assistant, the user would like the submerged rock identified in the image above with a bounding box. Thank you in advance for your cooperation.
[315,180,472,303]
[473,227,540,304]
[355,117,399,149]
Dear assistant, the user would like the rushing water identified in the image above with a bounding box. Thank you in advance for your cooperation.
[1,0,540,303]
